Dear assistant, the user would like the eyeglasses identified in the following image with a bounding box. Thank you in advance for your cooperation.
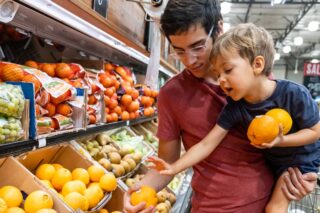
[170,26,214,60]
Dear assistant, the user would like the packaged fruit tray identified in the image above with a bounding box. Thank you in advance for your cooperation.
[72,132,145,181]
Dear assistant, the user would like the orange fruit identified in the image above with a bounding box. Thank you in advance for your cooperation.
[56,103,73,117]
[61,180,86,197]
[83,186,104,208]
[121,111,130,121]
[0,185,23,207]
[36,164,56,180]
[22,74,42,93]
[266,108,292,135]
[64,192,89,211]
[247,115,279,145]
[121,94,133,106]
[55,63,73,79]
[87,165,105,182]
[51,168,72,190]
[72,168,90,185]
[130,186,158,208]
[25,60,38,69]
[99,209,109,213]
[1,64,24,82]
[41,63,56,77]
[88,182,101,188]
[6,207,25,213]
[0,197,7,213]
[99,173,117,192]
[51,163,63,170]
[35,209,57,213]
[24,190,53,213]
[44,103,56,117]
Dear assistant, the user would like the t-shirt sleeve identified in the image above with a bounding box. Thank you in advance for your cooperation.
[217,100,237,130]
[156,89,181,141]
[290,84,320,129]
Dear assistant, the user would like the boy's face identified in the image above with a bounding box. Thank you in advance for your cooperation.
[169,24,213,78]
[214,50,256,101]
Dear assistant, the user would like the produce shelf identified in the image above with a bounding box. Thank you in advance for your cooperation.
[0,115,157,158]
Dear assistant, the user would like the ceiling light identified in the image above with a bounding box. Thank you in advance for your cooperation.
[283,45,291,54]
[274,52,280,61]
[223,23,231,32]
[270,0,285,6]
[308,21,319,32]
[221,2,231,14]
[293,36,303,46]
[311,59,319,63]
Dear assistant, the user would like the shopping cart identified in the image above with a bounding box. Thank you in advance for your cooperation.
[288,178,320,213]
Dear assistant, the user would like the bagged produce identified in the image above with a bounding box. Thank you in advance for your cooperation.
[0,116,23,143]
[0,83,25,118]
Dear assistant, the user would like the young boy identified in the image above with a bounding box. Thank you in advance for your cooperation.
[147,23,320,213]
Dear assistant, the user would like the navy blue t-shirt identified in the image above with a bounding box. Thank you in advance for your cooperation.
[218,79,320,176]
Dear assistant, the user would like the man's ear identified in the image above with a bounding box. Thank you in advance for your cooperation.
[217,20,224,35]
[253,56,265,75]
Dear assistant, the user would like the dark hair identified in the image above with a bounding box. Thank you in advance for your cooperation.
[160,0,222,40]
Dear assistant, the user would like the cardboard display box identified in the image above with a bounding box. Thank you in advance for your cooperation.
[16,143,112,212]
[0,156,70,212]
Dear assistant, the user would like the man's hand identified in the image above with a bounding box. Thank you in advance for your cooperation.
[123,185,155,213]
[146,156,177,175]
[281,167,318,201]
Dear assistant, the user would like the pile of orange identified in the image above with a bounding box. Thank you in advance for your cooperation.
[0,185,55,213]
[34,163,117,211]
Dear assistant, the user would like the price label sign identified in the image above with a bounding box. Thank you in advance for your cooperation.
[303,62,320,98]
[93,0,108,18]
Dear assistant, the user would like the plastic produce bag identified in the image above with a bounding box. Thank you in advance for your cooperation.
[0,116,23,143]
[0,83,25,118]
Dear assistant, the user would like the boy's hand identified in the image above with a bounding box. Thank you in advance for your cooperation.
[146,156,176,175]
[251,125,284,149]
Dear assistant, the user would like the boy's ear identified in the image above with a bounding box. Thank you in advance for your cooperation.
[252,56,265,75]
[218,20,224,35]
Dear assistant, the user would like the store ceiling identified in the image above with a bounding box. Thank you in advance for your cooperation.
[222,0,320,63]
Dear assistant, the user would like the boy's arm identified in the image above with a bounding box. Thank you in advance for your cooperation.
[278,122,320,147]
[149,125,228,175]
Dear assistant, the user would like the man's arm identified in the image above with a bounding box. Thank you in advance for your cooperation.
[123,138,181,213]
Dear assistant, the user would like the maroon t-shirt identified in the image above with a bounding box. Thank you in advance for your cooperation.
[157,70,274,213]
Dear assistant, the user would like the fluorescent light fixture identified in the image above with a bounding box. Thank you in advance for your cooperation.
[293,36,303,46]
[223,23,231,32]
[311,59,319,63]
[271,0,285,6]
[274,52,280,61]
[221,2,231,14]
[283,45,291,54]
[308,21,319,32]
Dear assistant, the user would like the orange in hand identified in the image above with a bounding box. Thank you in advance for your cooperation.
[130,186,158,208]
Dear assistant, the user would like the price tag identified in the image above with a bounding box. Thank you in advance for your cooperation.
[38,138,47,148]
[126,120,130,126]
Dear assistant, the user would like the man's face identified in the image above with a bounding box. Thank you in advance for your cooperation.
[169,24,214,78]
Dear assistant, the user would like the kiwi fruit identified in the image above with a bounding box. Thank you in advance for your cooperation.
[99,158,112,171]
[111,164,125,177]
[108,152,122,164]
[120,160,131,173]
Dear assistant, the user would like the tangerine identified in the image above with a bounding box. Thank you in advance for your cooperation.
[36,164,56,180]
[130,186,158,208]
[24,190,53,213]
[266,108,292,135]
[247,115,279,145]
[0,185,23,207]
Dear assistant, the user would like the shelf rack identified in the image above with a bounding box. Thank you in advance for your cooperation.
[0,115,157,158]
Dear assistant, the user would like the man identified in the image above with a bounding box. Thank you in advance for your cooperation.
[124,0,318,212]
